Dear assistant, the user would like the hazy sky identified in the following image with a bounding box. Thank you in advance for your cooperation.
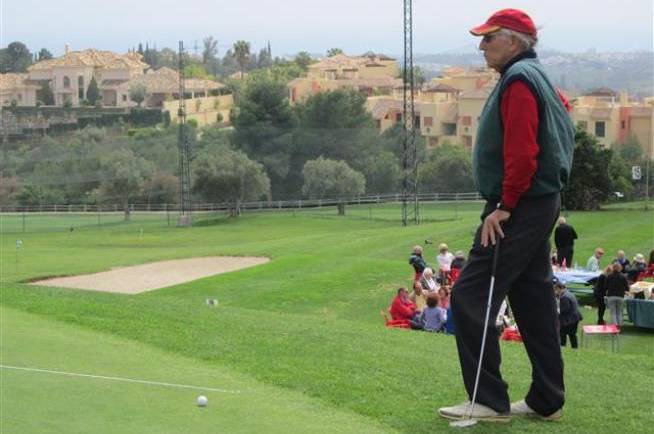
[2,0,652,57]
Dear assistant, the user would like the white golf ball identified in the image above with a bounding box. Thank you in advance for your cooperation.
[197,395,208,407]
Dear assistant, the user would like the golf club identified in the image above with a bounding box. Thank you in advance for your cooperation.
[450,236,502,428]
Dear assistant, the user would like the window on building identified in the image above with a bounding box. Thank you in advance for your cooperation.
[595,121,606,138]
[621,120,626,130]
[424,116,433,127]
[414,115,420,129]
[63,76,70,88]
[78,76,85,100]
[395,113,402,123]
[441,122,457,136]
[461,115,472,126]
[122,94,127,102]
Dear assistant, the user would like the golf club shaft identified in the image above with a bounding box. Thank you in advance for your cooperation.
[466,237,501,419]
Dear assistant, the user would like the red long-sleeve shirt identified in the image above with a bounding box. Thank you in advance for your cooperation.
[500,81,571,209]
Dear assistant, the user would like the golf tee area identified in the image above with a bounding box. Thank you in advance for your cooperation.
[1,203,653,433]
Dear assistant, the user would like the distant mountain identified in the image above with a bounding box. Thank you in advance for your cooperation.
[414,50,654,97]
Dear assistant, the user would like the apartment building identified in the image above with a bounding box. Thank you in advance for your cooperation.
[368,67,497,149]
[571,88,653,158]
[1,47,227,112]
[0,73,39,106]
[289,52,401,104]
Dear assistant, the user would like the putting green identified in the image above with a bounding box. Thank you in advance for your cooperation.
[0,307,397,434]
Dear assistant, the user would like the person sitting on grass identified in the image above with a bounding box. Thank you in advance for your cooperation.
[409,245,428,283]
[389,287,418,328]
[420,267,440,293]
[438,286,451,310]
[555,280,582,349]
[418,292,447,332]
[409,282,428,312]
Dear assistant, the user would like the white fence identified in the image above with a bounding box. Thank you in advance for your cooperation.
[0,192,482,214]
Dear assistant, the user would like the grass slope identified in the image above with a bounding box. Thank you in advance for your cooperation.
[1,307,397,434]
[2,206,654,433]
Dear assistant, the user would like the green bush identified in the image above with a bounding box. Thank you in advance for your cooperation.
[129,108,163,127]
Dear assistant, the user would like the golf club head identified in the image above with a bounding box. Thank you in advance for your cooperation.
[449,418,478,428]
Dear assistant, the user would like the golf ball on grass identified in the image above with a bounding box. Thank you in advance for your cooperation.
[197,395,208,407]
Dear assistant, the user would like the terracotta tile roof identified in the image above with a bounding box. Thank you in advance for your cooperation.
[0,73,34,90]
[337,77,402,88]
[423,83,460,93]
[370,98,403,119]
[28,49,148,71]
[584,87,617,97]
[310,53,397,72]
[369,98,425,120]
[117,67,224,93]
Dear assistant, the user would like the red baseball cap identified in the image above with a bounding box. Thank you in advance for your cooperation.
[470,8,538,39]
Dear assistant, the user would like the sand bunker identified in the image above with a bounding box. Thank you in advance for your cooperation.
[31,256,269,294]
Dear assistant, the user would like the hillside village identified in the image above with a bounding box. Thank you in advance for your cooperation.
[2,46,652,159]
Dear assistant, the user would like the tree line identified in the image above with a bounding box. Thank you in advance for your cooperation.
[2,42,650,215]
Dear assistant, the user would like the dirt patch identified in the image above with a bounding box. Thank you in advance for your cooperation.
[30,256,269,294]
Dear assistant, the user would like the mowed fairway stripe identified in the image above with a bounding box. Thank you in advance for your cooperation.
[0,365,240,394]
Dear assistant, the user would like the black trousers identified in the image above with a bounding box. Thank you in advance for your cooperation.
[596,296,606,324]
[556,246,574,266]
[560,322,579,348]
[451,193,564,416]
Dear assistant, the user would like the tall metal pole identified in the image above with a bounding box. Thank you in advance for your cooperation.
[646,101,652,210]
[401,0,419,226]
[178,41,192,226]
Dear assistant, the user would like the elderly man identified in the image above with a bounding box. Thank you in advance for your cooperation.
[438,9,575,423]
[554,216,578,267]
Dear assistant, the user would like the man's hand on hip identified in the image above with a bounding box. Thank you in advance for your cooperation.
[481,209,511,247]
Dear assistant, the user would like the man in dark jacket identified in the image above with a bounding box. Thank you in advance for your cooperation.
[554,217,578,267]
[555,280,582,348]
[438,8,574,424]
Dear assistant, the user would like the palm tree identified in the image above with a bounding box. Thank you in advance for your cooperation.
[233,40,251,78]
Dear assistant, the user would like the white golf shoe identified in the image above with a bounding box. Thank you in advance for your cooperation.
[438,401,511,423]
[510,400,562,421]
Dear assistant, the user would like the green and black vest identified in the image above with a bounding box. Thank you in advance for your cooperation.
[472,50,575,202]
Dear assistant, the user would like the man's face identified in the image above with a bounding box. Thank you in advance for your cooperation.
[479,31,520,71]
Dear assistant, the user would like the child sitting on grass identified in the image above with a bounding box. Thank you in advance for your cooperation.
[418,292,447,332]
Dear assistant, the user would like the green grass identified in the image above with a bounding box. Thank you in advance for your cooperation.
[1,205,654,433]
[1,307,396,434]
